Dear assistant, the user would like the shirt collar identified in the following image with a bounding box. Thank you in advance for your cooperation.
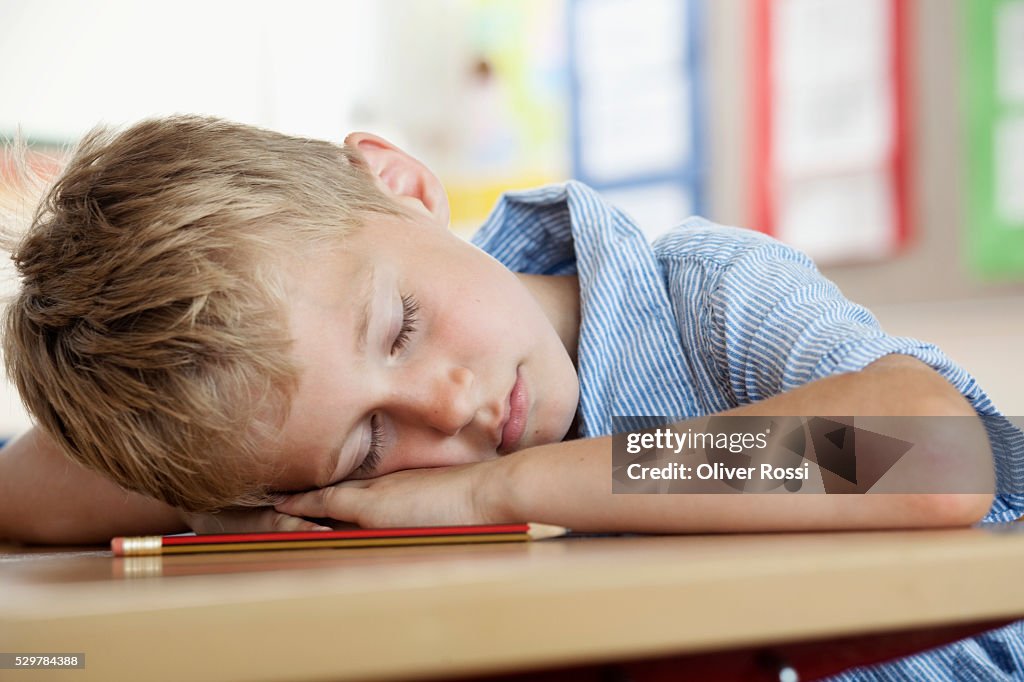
[473,181,699,436]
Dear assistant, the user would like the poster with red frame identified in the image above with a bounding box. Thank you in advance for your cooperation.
[750,0,910,264]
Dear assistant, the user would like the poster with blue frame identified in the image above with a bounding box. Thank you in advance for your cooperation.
[567,0,705,242]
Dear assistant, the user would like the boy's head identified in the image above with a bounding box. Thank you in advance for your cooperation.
[3,116,579,511]
[2,116,405,510]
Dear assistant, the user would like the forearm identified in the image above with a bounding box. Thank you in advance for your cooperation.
[488,357,994,533]
[0,427,188,545]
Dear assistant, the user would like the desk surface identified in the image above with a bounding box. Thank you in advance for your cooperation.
[2,527,1024,682]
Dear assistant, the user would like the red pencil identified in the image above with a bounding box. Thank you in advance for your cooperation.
[111,523,568,556]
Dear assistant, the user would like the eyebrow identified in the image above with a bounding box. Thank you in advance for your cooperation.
[354,264,376,355]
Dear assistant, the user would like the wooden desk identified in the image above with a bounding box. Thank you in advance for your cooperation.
[2,527,1023,681]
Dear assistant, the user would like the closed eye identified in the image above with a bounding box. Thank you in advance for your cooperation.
[353,414,385,477]
[392,293,419,353]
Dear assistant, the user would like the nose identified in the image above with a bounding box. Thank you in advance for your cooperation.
[391,365,478,436]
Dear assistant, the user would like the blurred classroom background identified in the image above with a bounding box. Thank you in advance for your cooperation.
[0,0,1022,439]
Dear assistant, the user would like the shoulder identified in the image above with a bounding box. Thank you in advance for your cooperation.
[651,219,822,309]
[652,217,816,272]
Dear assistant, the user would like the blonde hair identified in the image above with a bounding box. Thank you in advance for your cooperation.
[2,116,405,511]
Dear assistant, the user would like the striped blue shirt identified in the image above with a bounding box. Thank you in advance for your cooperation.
[471,181,1024,681]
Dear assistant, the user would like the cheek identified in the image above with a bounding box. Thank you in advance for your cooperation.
[385,432,487,473]
[432,293,505,347]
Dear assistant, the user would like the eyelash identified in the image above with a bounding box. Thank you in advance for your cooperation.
[360,294,420,475]
[360,414,385,475]
[392,293,420,354]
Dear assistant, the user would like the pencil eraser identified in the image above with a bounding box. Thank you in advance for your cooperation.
[111,537,123,556]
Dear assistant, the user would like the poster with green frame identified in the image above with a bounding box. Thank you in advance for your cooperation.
[963,0,1024,278]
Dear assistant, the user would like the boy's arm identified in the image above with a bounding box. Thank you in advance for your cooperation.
[277,355,996,532]
[0,427,332,544]
[494,354,995,533]
[0,426,188,544]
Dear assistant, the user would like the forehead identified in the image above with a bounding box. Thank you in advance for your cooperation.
[286,245,368,305]
[268,246,373,490]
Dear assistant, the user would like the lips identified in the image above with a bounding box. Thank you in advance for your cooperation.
[498,367,528,454]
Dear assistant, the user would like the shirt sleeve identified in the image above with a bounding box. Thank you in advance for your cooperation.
[705,237,1024,524]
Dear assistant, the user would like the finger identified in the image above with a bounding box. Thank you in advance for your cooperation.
[274,490,325,517]
[269,511,333,532]
[275,486,358,519]
[332,478,374,489]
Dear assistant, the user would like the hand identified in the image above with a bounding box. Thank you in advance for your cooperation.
[179,507,334,534]
[274,461,504,528]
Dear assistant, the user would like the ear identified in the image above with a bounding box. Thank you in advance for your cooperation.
[344,132,451,227]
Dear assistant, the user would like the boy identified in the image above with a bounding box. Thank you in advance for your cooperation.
[0,116,1020,680]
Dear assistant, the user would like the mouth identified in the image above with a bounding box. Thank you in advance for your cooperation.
[498,367,528,454]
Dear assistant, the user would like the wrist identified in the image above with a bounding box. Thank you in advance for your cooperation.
[474,451,528,523]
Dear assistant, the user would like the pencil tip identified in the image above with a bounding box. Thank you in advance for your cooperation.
[526,523,569,540]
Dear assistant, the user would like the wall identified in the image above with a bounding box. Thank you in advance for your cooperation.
[0,0,1020,436]
[707,0,1024,306]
